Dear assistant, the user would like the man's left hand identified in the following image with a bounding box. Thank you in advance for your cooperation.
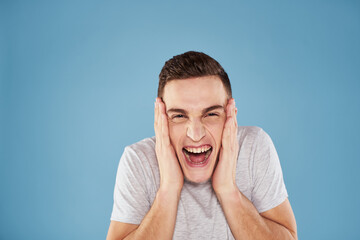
[212,98,239,195]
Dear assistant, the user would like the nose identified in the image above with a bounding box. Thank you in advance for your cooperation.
[186,119,205,142]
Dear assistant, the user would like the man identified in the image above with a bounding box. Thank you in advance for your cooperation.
[107,51,297,239]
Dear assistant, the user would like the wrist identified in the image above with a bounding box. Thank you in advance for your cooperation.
[158,184,183,200]
[213,182,238,198]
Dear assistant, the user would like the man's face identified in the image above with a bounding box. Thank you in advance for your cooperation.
[162,76,228,183]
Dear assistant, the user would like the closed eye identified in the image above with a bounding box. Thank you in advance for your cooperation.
[206,112,219,117]
[172,114,186,119]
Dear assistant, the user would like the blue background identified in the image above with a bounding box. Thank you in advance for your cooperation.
[1,1,359,239]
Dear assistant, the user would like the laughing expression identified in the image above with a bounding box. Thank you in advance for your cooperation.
[162,76,228,183]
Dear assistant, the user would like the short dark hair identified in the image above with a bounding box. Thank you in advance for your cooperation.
[158,51,232,98]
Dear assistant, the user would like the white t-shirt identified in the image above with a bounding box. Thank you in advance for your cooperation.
[110,126,288,239]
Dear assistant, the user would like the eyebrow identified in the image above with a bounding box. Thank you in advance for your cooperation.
[167,105,225,115]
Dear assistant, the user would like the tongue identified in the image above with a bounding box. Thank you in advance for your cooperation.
[189,152,206,163]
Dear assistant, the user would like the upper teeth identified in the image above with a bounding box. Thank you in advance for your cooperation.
[184,146,211,153]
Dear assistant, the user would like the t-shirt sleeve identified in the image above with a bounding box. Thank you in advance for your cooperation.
[110,146,151,224]
[251,128,288,213]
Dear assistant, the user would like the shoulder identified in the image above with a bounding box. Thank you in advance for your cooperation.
[126,136,156,156]
[237,126,276,158]
[237,126,263,136]
[235,127,269,197]
[122,136,157,166]
[120,137,158,178]
[236,126,277,176]
[237,126,269,146]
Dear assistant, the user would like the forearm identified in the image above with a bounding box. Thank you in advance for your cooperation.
[124,187,181,240]
[216,188,297,240]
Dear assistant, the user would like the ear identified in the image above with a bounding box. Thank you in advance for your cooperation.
[235,107,238,115]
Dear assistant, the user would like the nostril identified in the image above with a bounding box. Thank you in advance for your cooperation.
[186,127,206,142]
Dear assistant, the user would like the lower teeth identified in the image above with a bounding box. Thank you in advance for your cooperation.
[184,149,212,165]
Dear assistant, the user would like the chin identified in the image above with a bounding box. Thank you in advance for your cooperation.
[181,161,216,184]
[184,174,211,184]
[177,146,219,184]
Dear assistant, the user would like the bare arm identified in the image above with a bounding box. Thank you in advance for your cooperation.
[106,222,138,240]
[216,188,297,240]
[212,99,297,239]
[106,187,181,240]
[107,98,183,240]
[126,188,181,239]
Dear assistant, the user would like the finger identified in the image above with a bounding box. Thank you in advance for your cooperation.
[234,107,238,126]
[158,98,162,129]
[230,101,237,145]
[154,98,162,145]
[226,98,233,118]
[222,115,232,147]
[232,100,237,127]
[159,99,171,146]
[154,98,158,127]
[155,99,161,126]
[227,104,238,146]
[225,99,235,125]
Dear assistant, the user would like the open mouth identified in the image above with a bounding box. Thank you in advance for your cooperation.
[182,145,212,166]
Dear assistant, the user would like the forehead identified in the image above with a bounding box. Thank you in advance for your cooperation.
[163,76,228,110]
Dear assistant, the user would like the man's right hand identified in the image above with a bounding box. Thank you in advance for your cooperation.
[154,97,184,193]
[107,99,183,240]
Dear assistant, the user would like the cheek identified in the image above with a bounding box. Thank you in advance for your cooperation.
[204,119,226,143]
[168,123,185,146]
